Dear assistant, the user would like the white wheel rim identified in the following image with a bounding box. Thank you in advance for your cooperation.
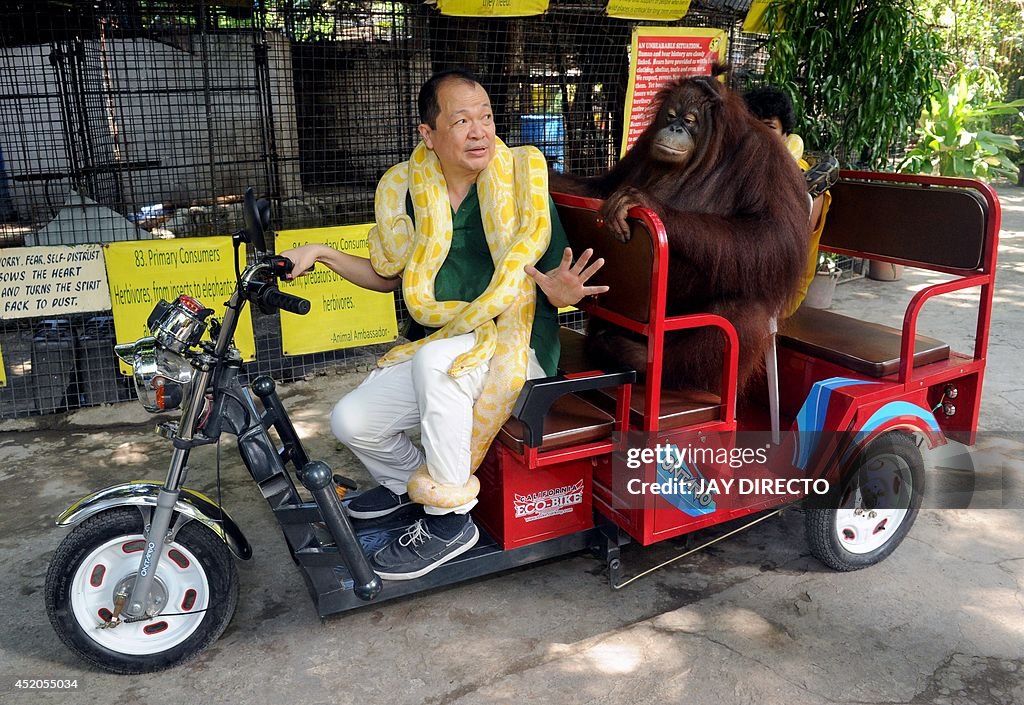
[834,452,913,555]
[70,534,210,655]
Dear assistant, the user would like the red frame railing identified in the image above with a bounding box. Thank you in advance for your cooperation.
[827,171,1000,391]
[552,192,740,433]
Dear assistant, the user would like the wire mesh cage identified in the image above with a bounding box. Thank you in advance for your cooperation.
[0,0,771,418]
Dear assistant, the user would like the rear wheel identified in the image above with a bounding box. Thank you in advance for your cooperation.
[45,507,238,674]
[806,431,924,571]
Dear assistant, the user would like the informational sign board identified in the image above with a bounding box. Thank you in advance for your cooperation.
[621,27,728,157]
[437,0,549,17]
[0,244,111,320]
[276,226,398,356]
[606,0,691,21]
[104,237,255,373]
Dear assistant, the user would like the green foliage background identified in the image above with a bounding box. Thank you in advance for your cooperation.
[761,0,947,169]
[917,0,1024,101]
[758,0,1024,179]
[899,69,1024,180]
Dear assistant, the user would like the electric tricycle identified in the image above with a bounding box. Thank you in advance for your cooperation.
[44,173,999,673]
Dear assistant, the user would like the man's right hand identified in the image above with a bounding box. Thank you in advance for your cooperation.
[277,243,401,293]
[277,244,324,279]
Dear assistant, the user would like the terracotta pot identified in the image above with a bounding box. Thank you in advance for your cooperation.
[868,261,904,281]
[803,270,840,309]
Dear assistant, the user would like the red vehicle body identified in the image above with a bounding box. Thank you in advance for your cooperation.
[47,172,1000,673]
[477,171,997,560]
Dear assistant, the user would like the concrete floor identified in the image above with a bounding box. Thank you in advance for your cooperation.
[1,187,1022,705]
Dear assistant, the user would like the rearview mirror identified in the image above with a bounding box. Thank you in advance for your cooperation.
[242,187,271,252]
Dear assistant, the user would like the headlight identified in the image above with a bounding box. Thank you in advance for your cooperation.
[147,295,210,353]
[115,337,194,413]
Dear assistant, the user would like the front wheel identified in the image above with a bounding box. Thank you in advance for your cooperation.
[806,431,924,571]
[45,507,239,674]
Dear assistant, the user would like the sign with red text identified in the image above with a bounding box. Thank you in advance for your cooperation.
[621,27,728,157]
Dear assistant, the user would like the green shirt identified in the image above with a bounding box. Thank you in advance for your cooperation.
[409,184,568,376]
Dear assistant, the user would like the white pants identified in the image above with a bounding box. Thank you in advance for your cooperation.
[330,333,545,515]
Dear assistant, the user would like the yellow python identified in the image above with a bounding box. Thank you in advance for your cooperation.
[368,138,551,507]
[785,133,805,164]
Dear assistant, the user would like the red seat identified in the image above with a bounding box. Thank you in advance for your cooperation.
[780,307,950,378]
[557,327,720,430]
[497,393,614,454]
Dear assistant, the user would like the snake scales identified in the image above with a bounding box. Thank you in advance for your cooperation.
[368,138,551,507]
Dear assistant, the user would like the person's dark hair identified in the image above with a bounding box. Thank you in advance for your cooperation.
[743,86,796,135]
[418,69,483,128]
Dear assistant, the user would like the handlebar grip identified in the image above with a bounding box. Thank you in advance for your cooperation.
[259,286,311,315]
[269,256,294,279]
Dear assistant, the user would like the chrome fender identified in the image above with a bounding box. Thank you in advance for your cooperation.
[56,482,252,560]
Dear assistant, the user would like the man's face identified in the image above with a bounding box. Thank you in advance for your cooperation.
[418,80,496,182]
[760,116,784,135]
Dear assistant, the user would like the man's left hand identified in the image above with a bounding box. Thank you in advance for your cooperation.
[525,247,609,309]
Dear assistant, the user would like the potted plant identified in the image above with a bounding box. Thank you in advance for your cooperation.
[867,260,905,281]
[803,252,841,309]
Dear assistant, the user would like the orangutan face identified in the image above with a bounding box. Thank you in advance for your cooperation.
[649,78,722,165]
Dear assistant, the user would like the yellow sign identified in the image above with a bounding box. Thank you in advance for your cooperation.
[104,237,255,374]
[622,27,728,157]
[437,0,549,17]
[743,0,776,33]
[276,226,398,356]
[606,0,690,21]
[0,344,6,388]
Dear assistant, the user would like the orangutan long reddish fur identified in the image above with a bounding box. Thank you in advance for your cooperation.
[552,74,809,395]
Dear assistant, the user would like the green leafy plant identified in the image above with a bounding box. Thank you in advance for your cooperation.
[898,70,1024,180]
[760,0,948,168]
[916,0,1024,103]
[816,252,839,275]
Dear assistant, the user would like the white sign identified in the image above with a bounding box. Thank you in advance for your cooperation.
[0,244,111,320]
